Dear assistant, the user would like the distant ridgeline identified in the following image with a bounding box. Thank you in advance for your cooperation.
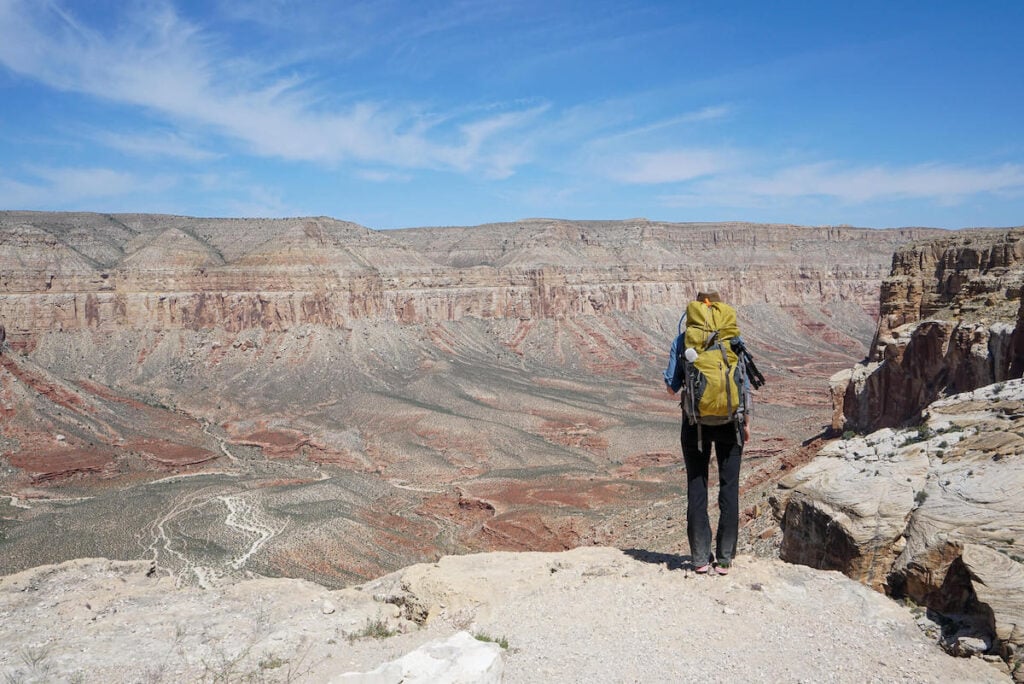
[0,211,940,342]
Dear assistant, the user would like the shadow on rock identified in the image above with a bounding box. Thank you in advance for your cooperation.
[621,548,691,571]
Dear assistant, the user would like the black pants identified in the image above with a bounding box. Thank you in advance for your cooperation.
[681,421,742,566]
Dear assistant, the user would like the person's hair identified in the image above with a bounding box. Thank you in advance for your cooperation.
[695,291,721,303]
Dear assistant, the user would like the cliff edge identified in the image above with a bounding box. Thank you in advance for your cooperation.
[781,228,1024,679]
[0,547,1008,682]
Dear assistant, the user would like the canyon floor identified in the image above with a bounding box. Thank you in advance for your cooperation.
[0,299,870,587]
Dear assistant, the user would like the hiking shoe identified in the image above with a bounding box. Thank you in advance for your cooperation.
[694,563,711,574]
[714,561,731,575]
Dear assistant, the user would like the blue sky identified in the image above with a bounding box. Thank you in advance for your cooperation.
[1,1,1022,229]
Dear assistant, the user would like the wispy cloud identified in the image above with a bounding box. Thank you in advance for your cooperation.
[357,168,413,183]
[609,148,742,184]
[658,161,1024,209]
[0,0,539,177]
[0,166,174,208]
[96,131,220,161]
[221,184,294,218]
[740,162,1024,203]
[595,105,733,144]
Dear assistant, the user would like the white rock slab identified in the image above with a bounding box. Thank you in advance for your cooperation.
[333,631,503,684]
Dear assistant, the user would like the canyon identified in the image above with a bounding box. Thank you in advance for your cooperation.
[6,211,1024,679]
[0,211,939,587]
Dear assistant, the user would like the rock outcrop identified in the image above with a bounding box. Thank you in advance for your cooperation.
[779,380,1024,675]
[781,228,1024,676]
[833,228,1024,433]
[336,632,504,683]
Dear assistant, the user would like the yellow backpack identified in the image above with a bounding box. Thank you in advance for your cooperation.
[681,298,743,426]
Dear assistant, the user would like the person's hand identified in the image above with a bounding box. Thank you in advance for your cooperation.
[743,423,750,441]
[665,384,676,397]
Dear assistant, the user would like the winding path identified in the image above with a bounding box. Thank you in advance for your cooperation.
[218,492,287,570]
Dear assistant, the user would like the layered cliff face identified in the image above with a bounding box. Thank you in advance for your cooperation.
[0,212,937,340]
[832,228,1024,433]
[0,211,939,590]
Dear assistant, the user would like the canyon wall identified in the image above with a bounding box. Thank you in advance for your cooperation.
[779,227,1024,674]
[0,211,945,598]
[832,228,1024,433]
[0,212,939,342]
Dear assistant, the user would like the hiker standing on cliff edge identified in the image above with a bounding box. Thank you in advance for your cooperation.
[663,291,763,575]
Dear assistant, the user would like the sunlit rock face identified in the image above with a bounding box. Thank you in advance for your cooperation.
[0,212,938,588]
[779,380,1024,663]
[789,228,1024,668]
[832,228,1024,433]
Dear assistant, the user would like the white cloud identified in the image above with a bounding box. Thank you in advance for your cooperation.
[656,161,1024,214]
[609,148,741,184]
[595,105,733,144]
[756,162,1024,202]
[0,0,538,177]
[96,131,219,161]
[0,175,41,208]
[0,166,174,208]
[357,169,413,183]
[689,161,1024,205]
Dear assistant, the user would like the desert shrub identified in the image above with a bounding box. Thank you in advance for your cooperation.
[902,425,934,446]
[348,617,397,642]
[473,632,509,650]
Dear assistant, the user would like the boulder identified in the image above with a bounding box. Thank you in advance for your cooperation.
[777,427,928,590]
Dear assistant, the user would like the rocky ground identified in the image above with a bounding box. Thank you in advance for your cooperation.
[0,547,1010,683]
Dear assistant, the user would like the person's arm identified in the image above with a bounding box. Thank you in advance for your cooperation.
[662,333,684,396]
